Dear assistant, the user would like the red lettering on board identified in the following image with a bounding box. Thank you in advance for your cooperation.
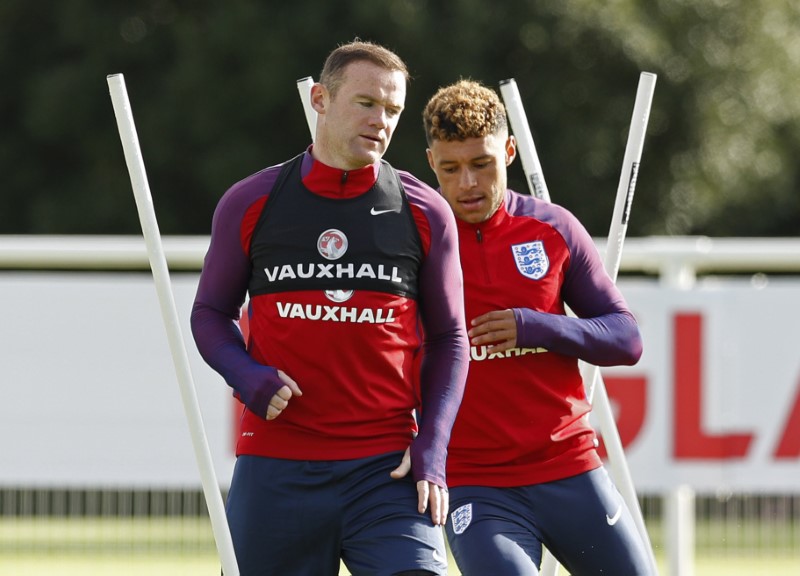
[773,374,800,459]
[597,376,647,459]
[673,312,754,459]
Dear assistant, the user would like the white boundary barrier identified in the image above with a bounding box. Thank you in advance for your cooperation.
[3,235,799,281]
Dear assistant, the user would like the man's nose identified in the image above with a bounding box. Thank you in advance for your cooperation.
[459,169,477,189]
[370,107,388,128]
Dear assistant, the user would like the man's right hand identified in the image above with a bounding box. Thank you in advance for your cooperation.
[266,370,302,420]
[468,308,518,353]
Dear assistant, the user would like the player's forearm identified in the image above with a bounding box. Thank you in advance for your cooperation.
[407,189,469,484]
[190,302,284,416]
[412,327,469,486]
[514,308,642,366]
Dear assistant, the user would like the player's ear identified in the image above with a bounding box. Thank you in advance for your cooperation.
[426,148,435,172]
[310,82,328,114]
[505,135,517,167]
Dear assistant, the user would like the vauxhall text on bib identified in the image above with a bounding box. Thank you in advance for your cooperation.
[248,156,423,300]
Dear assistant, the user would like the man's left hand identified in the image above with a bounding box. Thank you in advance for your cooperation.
[390,448,449,525]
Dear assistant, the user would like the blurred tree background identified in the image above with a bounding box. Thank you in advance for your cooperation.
[1,0,798,237]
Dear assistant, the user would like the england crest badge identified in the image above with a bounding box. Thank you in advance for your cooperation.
[511,241,549,280]
[451,503,473,535]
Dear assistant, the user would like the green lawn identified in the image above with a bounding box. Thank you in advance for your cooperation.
[3,551,800,575]
[1,517,798,575]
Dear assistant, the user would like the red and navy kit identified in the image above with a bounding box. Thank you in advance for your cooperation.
[447,189,642,488]
[191,149,468,486]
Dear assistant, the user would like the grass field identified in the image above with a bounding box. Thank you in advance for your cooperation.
[4,554,800,576]
[1,517,798,575]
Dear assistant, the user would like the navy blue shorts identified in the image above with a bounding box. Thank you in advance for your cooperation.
[225,451,448,576]
[445,467,652,575]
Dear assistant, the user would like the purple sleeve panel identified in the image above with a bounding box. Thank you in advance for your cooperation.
[400,172,470,487]
[190,165,286,417]
[514,307,642,366]
[511,195,643,367]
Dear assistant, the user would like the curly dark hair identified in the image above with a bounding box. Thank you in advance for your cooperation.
[422,79,508,146]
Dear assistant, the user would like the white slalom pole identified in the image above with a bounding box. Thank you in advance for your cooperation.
[583,71,658,573]
[107,73,239,576]
[296,76,317,141]
[499,79,550,202]
[590,72,657,295]
[500,73,658,575]
[585,73,657,400]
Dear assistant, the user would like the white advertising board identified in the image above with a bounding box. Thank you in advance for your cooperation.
[600,279,800,492]
[1,272,798,493]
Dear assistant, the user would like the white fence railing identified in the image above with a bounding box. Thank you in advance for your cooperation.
[2,235,800,281]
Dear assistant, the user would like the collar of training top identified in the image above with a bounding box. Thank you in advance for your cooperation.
[302,148,380,198]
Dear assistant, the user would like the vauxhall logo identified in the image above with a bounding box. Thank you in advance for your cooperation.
[266,228,402,323]
[263,261,403,283]
[318,228,347,260]
[262,228,404,293]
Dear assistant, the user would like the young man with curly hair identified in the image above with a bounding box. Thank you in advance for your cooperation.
[422,79,652,575]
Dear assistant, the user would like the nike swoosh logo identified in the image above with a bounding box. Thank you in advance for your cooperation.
[432,549,446,564]
[370,207,395,215]
[606,505,622,526]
